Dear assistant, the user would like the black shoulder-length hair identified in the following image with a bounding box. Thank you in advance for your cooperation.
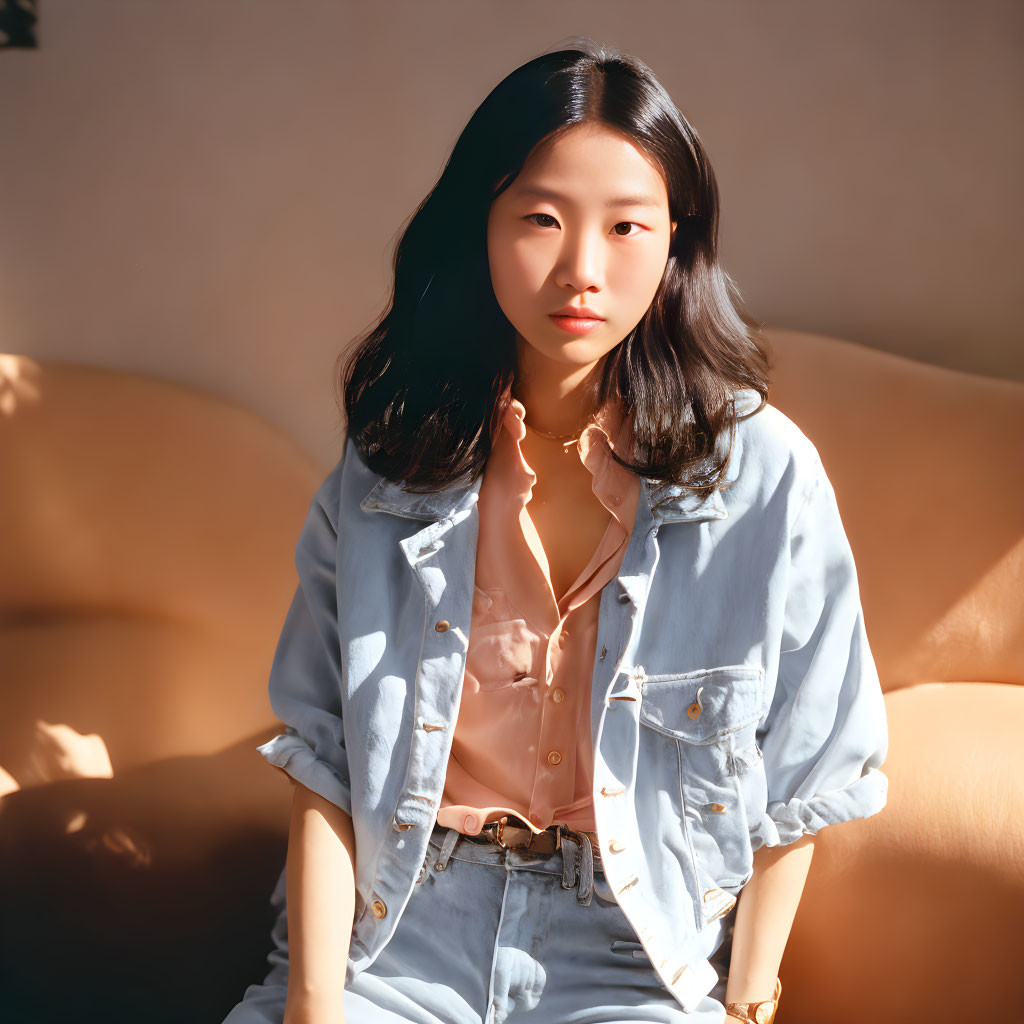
[337,40,771,497]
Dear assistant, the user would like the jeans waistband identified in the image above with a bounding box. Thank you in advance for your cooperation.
[428,821,602,906]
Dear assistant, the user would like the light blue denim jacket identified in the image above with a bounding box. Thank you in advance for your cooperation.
[256,388,888,1013]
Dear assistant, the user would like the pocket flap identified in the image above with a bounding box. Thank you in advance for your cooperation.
[639,664,765,743]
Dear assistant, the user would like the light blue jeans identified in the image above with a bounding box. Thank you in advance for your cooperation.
[223,822,733,1023]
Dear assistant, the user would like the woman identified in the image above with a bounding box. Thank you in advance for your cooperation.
[223,39,888,1024]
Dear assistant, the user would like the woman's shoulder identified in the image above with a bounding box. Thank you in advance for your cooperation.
[306,436,379,532]
[728,388,827,505]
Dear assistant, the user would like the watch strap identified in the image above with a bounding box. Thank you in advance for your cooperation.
[724,976,782,1023]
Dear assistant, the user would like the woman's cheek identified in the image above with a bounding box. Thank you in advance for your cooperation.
[613,253,665,314]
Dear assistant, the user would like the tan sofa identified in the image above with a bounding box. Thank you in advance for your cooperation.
[0,358,322,1021]
[1,332,1021,1023]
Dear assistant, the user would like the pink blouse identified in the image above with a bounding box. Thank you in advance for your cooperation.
[435,394,642,836]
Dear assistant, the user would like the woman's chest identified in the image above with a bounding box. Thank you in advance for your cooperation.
[524,470,615,603]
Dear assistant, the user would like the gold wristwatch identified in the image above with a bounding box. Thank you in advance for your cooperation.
[724,976,782,1023]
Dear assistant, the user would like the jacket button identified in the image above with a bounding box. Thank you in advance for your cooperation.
[608,839,626,853]
[709,803,726,814]
[547,750,562,765]
[617,593,630,603]
[371,899,387,919]
[687,702,702,720]
[435,620,450,632]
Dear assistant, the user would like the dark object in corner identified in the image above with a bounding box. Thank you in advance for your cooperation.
[0,0,38,49]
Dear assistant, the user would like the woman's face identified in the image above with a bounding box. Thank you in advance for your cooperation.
[487,122,677,371]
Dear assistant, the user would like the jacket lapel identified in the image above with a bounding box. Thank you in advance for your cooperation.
[357,461,729,648]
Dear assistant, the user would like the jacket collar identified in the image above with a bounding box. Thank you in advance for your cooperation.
[360,470,727,525]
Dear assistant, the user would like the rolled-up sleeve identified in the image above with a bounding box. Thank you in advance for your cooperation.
[751,456,889,850]
[256,485,352,818]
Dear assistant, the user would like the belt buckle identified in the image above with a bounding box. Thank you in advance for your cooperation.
[480,817,536,852]
[480,819,509,849]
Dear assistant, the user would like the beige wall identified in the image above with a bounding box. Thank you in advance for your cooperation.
[1,0,1020,469]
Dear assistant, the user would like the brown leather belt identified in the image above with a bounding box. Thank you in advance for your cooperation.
[451,817,602,905]
[466,818,603,869]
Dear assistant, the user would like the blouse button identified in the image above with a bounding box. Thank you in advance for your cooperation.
[552,688,565,704]
[435,620,450,632]
[464,814,478,832]
[547,750,562,766]
[371,899,387,919]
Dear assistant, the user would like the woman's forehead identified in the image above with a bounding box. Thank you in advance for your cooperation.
[501,126,670,207]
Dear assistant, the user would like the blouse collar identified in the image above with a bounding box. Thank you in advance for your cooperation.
[495,395,641,531]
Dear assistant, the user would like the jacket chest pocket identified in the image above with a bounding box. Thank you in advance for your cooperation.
[638,664,767,927]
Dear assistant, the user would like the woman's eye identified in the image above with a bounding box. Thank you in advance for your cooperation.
[524,214,645,237]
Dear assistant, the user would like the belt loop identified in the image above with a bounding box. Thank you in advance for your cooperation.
[560,831,580,891]
[558,827,595,906]
[574,831,595,906]
[433,827,461,872]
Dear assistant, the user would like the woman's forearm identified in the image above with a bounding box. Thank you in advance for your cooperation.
[724,833,816,1006]
[283,781,358,1024]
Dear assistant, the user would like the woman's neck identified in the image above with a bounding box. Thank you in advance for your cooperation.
[512,336,606,435]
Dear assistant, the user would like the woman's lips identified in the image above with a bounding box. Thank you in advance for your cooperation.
[549,314,604,335]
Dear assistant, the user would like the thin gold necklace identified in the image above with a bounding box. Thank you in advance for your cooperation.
[522,417,589,453]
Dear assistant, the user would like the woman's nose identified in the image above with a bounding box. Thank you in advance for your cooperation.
[554,229,605,294]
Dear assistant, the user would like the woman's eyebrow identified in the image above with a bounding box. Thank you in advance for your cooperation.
[515,185,663,209]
